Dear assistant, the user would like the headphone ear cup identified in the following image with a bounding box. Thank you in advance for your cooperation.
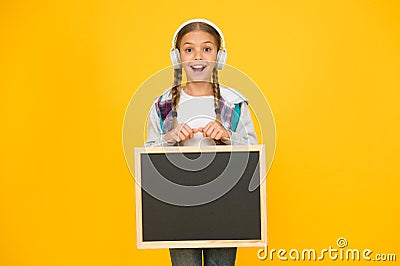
[170,49,181,69]
[216,50,227,70]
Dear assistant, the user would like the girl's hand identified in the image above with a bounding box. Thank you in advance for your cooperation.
[198,121,232,141]
[164,123,197,143]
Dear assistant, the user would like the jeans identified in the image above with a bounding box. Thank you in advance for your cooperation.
[169,247,237,266]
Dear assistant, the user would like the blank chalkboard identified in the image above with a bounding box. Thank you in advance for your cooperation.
[134,145,267,249]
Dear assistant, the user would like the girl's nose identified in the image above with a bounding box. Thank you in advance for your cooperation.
[194,49,202,60]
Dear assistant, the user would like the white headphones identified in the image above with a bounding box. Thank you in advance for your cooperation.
[170,18,227,70]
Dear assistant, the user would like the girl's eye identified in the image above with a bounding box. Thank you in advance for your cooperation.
[204,47,212,52]
[185,48,192,53]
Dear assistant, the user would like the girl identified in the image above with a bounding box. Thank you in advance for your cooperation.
[145,18,258,266]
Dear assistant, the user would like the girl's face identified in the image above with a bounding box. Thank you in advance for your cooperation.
[178,30,218,82]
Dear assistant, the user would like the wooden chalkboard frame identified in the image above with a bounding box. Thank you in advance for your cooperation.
[134,144,267,249]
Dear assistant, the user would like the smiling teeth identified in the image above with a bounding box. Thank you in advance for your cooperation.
[192,65,205,69]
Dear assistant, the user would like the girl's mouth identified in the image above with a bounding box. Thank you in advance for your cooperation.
[190,65,207,72]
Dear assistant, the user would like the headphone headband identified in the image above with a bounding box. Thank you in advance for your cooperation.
[171,18,226,50]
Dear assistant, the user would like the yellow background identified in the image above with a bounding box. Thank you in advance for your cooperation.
[1,0,399,265]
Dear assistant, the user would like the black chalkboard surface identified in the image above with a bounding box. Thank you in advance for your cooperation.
[134,145,267,249]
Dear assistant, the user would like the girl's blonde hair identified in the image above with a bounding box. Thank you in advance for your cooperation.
[171,22,223,128]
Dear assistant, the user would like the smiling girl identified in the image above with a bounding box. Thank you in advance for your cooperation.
[145,18,258,265]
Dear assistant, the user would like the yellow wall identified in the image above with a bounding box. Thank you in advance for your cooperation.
[1,1,399,265]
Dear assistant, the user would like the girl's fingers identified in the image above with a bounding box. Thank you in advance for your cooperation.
[179,126,190,138]
[179,128,190,141]
[210,128,218,139]
[202,122,213,133]
[203,129,209,138]
[177,123,196,140]
[205,123,218,137]
[187,125,195,138]
[175,134,181,142]
[170,132,179,142]
[178,131,187,141]
[215,131,223,140]
[202,122,229,140]
[174,122,229,141]
[202,122,217,137]
[182,124,194,138]
[221,133,229,141]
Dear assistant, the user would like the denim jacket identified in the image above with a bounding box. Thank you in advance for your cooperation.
[145,85,258,146]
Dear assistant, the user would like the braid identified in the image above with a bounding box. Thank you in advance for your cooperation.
[212,67,222,124]
[171,68,182,128]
